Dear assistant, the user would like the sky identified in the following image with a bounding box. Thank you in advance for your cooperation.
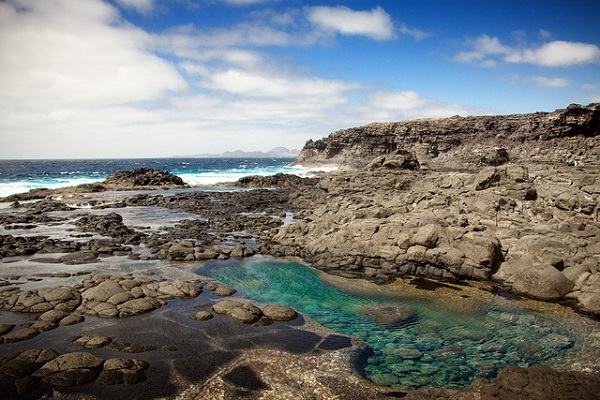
[1,0,599,159]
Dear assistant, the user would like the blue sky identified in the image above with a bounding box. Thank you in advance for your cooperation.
[1,0,599,158]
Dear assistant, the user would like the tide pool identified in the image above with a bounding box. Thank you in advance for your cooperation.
[198,257,587,390]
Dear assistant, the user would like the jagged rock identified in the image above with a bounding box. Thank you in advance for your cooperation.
[104,168,186,187]
[474,167,500,190]
[293,103,600,169]
[366,150,420,171]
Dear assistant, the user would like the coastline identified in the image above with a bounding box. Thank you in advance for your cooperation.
[1,165,599,398]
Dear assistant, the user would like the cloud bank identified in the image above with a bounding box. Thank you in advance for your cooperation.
[456,35,600,67]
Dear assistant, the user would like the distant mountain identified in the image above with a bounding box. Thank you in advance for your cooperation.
[189,147,300,158]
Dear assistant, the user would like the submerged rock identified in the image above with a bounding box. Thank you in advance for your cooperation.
[356,304,416,326]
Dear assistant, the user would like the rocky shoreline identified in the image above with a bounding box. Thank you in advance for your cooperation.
[1,104,600,398]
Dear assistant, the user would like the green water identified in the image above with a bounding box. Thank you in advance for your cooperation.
[198,257,582,390]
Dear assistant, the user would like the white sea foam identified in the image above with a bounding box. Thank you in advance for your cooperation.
[0,166,322,197]
[0,177,102,198]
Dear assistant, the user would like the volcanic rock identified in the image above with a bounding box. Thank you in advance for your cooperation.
[104,168,186,188]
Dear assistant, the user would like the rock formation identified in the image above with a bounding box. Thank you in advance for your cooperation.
[294,103,600,170]
[267,103,600,317]
[104,168,187,188]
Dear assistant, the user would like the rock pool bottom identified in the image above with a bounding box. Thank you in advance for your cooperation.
[198,257,591,390]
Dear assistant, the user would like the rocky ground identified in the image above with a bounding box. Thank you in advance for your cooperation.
[1,102,600,398]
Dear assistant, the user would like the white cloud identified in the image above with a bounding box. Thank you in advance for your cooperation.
[453,35,512,63]
[530,76,570,88]
[502,74,571,88]
[582,83,600,90]
[116,0,154,14]
[201,68,358,101]
[307,6,395,40]
[399,23,430,40]
[365,91,484,120]
[0,0,186,109]
[507,41,600,66]
[0,0,482,159]
[455,35,600,67]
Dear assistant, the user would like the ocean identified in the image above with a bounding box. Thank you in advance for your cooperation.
[0,158,319,198]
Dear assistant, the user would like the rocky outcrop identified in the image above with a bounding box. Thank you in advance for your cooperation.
[294,103,600,169]
[235,173,318,188]
[104,168,187,188]
[265,158,600,316]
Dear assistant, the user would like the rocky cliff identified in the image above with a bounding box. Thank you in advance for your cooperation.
[268,103,600,317]
[294,103,600,170]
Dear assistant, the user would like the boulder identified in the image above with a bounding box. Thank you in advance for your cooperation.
[33,352,103,386]
[82,280,125,303]
[190,311,214,321]
[493,255,574,300]
[410,224,447,248]
[262,304,298,321]
[213,285,237,297]
[2,328,40,343]
[117,297,163,318]
[212,300,263,324]
[157,280,202,298]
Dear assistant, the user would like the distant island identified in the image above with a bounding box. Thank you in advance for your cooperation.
[185,147,300,158]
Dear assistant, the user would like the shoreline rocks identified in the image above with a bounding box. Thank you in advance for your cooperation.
[1,103,600,397]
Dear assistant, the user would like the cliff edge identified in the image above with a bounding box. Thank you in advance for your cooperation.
[294,103,600,170]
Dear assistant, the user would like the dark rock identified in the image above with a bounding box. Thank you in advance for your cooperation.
[104,168,186,187]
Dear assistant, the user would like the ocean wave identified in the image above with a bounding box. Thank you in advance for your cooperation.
[0,177,103,198]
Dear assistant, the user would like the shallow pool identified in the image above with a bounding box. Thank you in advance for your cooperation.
[198,257,585,390]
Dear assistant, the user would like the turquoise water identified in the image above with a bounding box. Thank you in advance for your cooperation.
[198,258,583,390]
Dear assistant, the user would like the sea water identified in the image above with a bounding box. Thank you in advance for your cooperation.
[0,158,315,197]
[199,257,589,390]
